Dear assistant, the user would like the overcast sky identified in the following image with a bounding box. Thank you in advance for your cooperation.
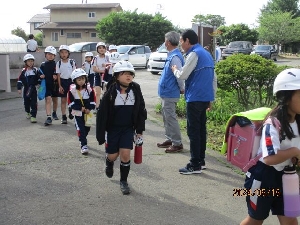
[2,0,269,36]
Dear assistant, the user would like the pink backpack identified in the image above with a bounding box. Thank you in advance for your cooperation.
[222,108,281,172]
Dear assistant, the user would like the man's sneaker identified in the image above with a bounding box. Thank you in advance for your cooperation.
[179,163,202,175]
[30,117,37,123]
[44,117,52,126]
[120,180,131,195]
[26,113,31,119]
[105,158,114,178]
[200,160,206,170]
[81,145,88,155]
[52,111,59,120]
[61,115,67,124]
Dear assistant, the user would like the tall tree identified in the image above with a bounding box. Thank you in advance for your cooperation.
[96,10,174,50]
[11,27,27,41]
[258,12,300,44]
[191,14,225,27]
[218,24,258,45]
[261,0,300,16]
[34,33,43,47]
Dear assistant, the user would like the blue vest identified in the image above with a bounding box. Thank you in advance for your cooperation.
[158,49,184,98]
[185,44,215,102]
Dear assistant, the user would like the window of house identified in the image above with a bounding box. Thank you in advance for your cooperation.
[34,22,43,29]
[88,12,95,18]
[90,32,97,38]
[66,33,82,38]
[60,29,64,36]
[51,32,58,41]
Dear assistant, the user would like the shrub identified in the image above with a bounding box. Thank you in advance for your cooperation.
[215,54,279,109]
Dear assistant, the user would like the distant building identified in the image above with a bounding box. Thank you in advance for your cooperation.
[27,13,50,36]
[30,3,122,47]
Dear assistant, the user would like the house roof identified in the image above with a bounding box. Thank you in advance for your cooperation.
[37,22,98,30]
[27,13,50,23]
[44,3,121,9]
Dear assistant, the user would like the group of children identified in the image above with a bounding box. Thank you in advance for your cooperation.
[18,42,147,195]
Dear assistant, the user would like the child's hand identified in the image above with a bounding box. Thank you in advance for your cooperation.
[53,75,57,80]
[102,63,106,67]
[292,157,300,166]
[59,86,64,94]
[81,107,85,112]
[18,90,21,95]
[40,75,45,79]
[85,109,90,114]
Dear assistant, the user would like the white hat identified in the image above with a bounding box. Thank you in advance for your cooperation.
[273,68,300,95]
[71,68,88,81]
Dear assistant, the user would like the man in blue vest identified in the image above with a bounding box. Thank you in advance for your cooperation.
[157,31,185,153]
[172,29,215,174]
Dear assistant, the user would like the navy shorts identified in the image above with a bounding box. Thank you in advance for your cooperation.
[106,127,134,154]
[58,78,72,97]
[244,161,283,220]
[94,73,102,87]
[45,81,59,98]
[88,73,95,87]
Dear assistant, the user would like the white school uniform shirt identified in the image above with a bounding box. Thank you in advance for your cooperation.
[258,120,300,171]
[56,59,76,79]
[27,39,38,51]
[82,62,94,74]
[92,55,109,73]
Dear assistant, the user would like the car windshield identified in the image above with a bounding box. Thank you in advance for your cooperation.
[117,46,131,54]
[228,42,247,49]
[157,44,168,53]
[255,46,271,51]
[68,43,85,52]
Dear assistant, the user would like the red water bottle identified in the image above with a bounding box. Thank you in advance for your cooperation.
[134,136,143,164]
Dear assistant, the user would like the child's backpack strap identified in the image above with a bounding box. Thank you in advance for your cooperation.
[242,116,281,172]
[59,59,75,68]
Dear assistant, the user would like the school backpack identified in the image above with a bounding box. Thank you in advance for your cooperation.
[58,59,75,68]
[221,107,281,172]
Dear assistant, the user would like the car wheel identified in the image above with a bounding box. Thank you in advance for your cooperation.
[273,57,277,61]
[151,72,159,75]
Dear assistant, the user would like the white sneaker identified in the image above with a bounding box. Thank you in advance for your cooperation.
[81,145,88,155]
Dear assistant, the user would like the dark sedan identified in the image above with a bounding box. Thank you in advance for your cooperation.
[250,45,278,61]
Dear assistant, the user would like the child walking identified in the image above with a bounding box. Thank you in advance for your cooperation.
[92,42,109,111]
[17,54,39,123]
[96,61,147,195]
[56,45,77,124]
[240,68,300,225]
[82,52,95,87]
[40,46,59,126]
[68,68,96,155]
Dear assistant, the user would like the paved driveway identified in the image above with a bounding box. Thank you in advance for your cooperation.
[0,69,295,225]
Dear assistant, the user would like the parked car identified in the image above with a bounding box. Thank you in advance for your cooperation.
[147,43,168,75]
[250,45,278,61]
[117,45,151,68]
[68,42,98,53]
[222,41,253,59]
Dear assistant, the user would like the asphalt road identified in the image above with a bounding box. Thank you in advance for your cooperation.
[0,68,297,225]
